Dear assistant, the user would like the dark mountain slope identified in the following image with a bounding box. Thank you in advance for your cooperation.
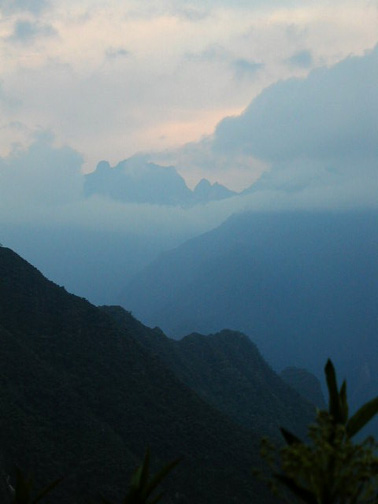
[121,210,378,407]
[102,306,315,440]
[0,247,275,504]
[280,367,326,409]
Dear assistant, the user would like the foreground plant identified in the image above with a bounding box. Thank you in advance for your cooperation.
[10,468,62,504]
[261,359,378,504]
[101,449,180,504]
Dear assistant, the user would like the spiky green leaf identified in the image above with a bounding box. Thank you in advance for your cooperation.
[139,448,151,494]
[325,359,340,423]
[346,397,378,438]
[274,474,318,504]
[145,458,181,498]
[32,477,63,504]
[280,427,303,446]
[339,380,349,425]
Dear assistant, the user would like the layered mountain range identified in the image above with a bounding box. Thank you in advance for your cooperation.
[0,246,316,503]
[121,210,378,409]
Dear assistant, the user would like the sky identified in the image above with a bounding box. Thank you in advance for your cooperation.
[0,0,377,303]
[0,0,377,243]
[0,0,377,188]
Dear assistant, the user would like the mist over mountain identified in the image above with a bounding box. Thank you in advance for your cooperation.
[84,157,236,207]
[121,210,378,409]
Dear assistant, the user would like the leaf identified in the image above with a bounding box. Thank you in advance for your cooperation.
[346,397,378,438]
[145,458,181,498]
[139,448,151,494]
[32,477,63,504]
[339,380,349,424]
[325,359,340,423]
[13,468,32,504]
[274,474,318,504]
[100,497,113,504]
[148,491,164,504]
[280,427,302,446]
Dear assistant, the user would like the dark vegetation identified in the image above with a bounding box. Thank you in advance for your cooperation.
[8,362,378,504]
[102,306,315,439]
[261,360,378,504]
[1,244,376,503]
[0,246,315,503]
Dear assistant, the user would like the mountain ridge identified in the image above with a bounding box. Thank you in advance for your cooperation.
[120,209,378,410]
[0,245,315,503]
[84,157,236,206]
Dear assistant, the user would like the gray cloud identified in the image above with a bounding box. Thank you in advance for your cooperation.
[0,0,49,15]
[0,132,241,238]
[232,59,263,79]
[286,49,313,68]
[214,45,378,162]
[185,47,263,81]
[207,45,378,207]
[8,19,57,43]
[0,132,83,207]
[105,46,130,60]
[185,44,228,63]
[153,45,378,206]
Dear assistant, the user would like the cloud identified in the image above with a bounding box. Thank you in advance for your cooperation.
[286,49,313,68]
[0,0,375,187]
[185,44,229,63]
[214,45,378,162]
[232,59,263,79]
[0,132,248,243]
[0,0,49,15]
[207,45,378,207]
[105,47,130,60]
[0,132,83,207]
[152,44,378,204]
[8,20,57,43]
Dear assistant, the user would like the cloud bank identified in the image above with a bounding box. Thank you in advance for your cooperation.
[0,0,375,172]
[0,44,377,246]
[156,44,378,205]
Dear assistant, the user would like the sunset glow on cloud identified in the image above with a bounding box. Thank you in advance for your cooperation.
[0,0,377,188]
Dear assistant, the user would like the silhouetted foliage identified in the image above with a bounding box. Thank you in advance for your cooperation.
[11,468,62,504]
[261,359,378,504]
[101,449,180,504]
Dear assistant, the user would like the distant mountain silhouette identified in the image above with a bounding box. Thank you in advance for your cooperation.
[84,157,236,206]
[193,178,236,202]
[121,210,378,410]
[0,246,314,503]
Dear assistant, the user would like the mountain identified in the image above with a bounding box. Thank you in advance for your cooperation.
[121,210,378,408]
[84,157,236,206]
[101,306,315,439]
[0,223,172,306]
[280,367,325,409]
[0,246,313,503]
[193,178,236,202]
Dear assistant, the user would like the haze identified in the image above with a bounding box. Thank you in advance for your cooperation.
[0,0,377,304]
